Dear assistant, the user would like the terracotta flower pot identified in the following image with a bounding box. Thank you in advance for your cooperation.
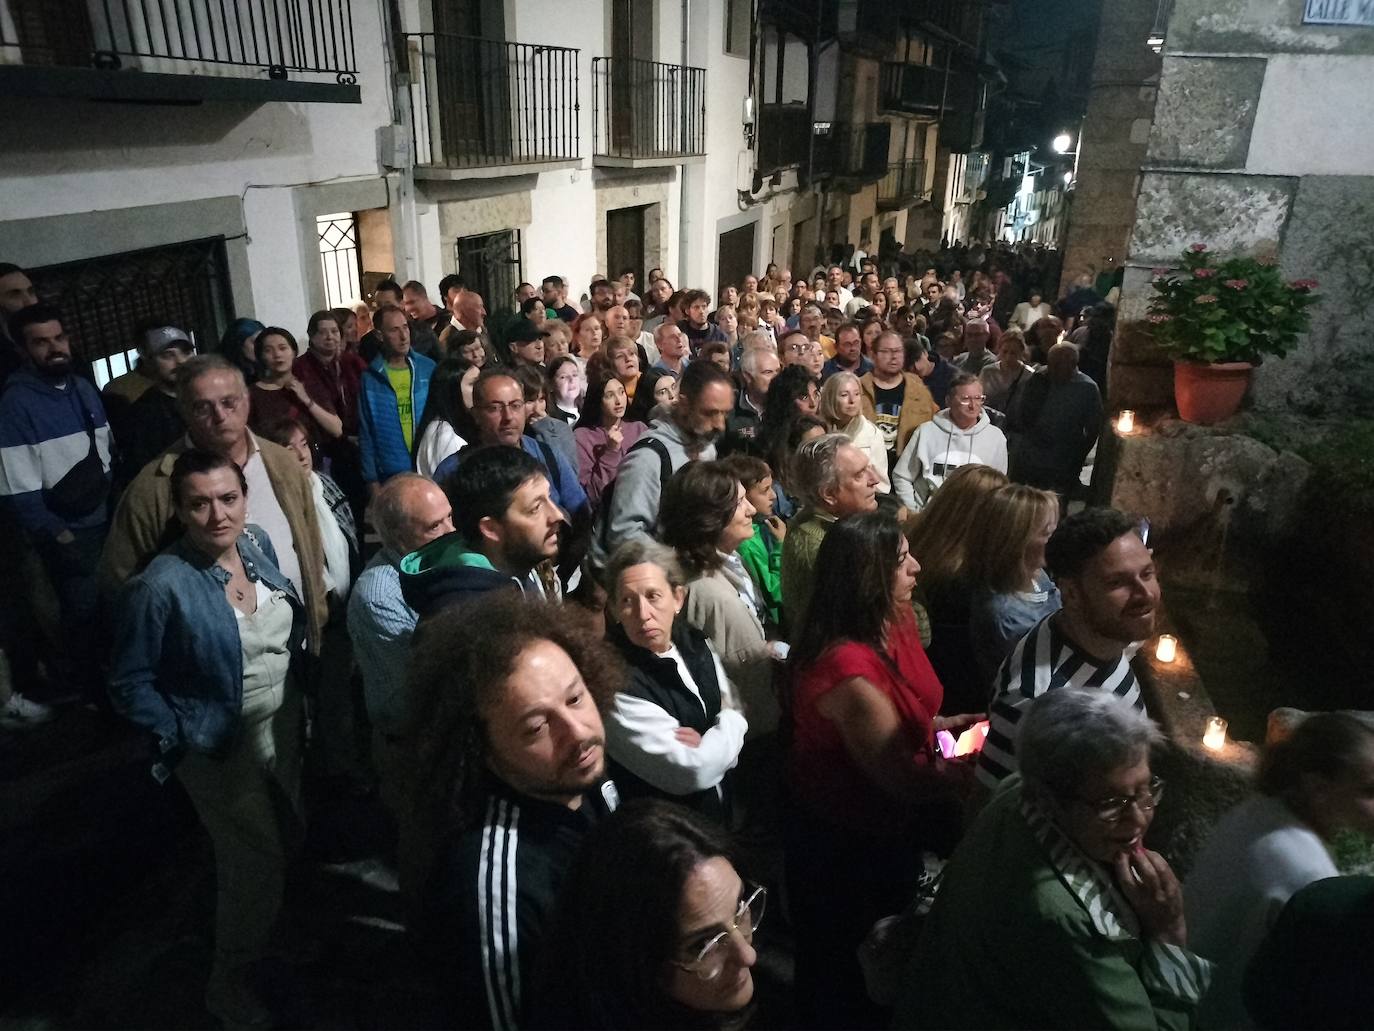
[1173,360,1253,425]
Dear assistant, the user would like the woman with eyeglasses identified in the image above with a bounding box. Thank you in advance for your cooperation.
[530,799,761,1030]
[894,688,1210,1030]
[1183,712,1374,1029]
[891,372,1008,511]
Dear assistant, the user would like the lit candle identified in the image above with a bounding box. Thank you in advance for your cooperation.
[1203,716,1228,751]
[1155,634,1177,663]
[1117,410,1136,434]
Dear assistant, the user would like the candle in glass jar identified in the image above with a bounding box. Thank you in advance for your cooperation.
[1155,634,1177,663]
[1203,716,1228,751]
[1117,410,1136,434]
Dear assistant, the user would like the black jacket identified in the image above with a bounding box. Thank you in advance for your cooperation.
[423,772,619,1029]
[606,620,729,821]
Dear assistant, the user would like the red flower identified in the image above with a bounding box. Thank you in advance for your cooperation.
[1223,279,1248,289]
[1195,294,1218,304]
[1190,243,1208,253]
[1193,268,1216,278]
[1148,313,1172,323]
[1290,278,1319,290]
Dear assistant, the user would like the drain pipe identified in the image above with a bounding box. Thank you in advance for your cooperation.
[677,0,693,287]
[381,0,422,282]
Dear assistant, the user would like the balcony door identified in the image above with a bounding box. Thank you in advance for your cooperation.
[609,0,655,155]
[432,0,510,162]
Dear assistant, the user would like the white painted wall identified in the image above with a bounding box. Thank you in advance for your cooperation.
[1,0,396,326]
[1246,55,1374,176]
[680,0,756,290]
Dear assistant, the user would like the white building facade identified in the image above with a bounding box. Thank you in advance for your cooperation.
[0,0,992,380]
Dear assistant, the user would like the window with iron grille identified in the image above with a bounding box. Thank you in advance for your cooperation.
[317,212,362,309]
[454,229,522,315]
[27,238,235,389]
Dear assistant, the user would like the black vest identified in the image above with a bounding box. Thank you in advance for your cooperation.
[607,620,727,820]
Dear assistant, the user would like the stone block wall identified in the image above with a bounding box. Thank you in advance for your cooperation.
[1107,0,1374,416]
[1058,0,1163,296]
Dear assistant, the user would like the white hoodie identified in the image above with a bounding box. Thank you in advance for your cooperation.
[892,408,1008,509]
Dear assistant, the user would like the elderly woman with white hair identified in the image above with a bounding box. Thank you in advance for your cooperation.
[894,689,1213,1030]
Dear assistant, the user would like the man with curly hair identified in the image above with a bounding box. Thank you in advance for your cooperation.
[406,593,625,1030]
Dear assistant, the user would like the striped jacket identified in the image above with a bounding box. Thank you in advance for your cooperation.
[0,369,112,537]
[977,613,1141,788]
[425,773,619,1029]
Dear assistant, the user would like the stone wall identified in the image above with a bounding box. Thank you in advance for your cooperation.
[1059,0,1163,297]
[1107,0,1374,415]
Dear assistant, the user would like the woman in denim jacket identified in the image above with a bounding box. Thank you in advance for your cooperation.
[108,448,305,1028]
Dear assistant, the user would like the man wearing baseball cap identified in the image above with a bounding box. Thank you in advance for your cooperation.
[102,321,193,449]
[112,323,195,486]
[507,319,550,369]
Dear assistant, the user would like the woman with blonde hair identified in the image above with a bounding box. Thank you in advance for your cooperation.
[964,483,1061,683]
[818,371,890,494]
[905,463,1009,713]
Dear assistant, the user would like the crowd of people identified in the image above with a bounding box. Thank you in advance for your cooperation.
[1,248,1370,1030]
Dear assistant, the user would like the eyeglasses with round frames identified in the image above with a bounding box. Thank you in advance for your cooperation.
[673,884,766,982]
[955,395,987,407]
[1080,776,1166,824]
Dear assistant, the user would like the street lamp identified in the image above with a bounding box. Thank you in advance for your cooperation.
[1052,132,1073,154]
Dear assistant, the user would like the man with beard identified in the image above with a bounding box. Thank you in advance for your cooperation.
[978,507,1159,787]
[407,591,621,1027]
[586,361,734,575]
[0,304,113,704]
[401,446,567,621]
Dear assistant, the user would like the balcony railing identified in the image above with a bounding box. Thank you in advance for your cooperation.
[811,122,892,187]
[756,102,811,177]
[877,161,926,210]
[406,33,579,173]
[592,56,705,164]
[879,62,948,118]
[0,0,358,102]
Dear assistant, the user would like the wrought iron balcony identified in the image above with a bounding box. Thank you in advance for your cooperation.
[406,33,579,177]
[879,62,948,119]
[877,161,926,210]
[592,56,705,167]
[0,0,359,103]
[755,102,811,178]
[811,122,892,188]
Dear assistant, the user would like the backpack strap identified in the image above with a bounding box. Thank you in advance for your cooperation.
[597,435,674,552]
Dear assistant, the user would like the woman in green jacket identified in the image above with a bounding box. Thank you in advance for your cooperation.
[895,688,1213,1030]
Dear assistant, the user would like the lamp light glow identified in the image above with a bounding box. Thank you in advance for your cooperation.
[1117,410,1136,434]
[1155,635,1178,663]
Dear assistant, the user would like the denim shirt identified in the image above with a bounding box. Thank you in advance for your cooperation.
[107,524,305,781]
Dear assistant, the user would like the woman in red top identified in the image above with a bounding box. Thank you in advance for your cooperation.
[785,511,978,1029]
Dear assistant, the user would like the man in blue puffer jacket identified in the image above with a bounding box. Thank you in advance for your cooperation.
[359,304,434,498]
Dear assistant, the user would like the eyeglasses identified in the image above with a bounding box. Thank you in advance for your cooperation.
[955,395,987,407]
[1080,776,1166,824]
[189,395,244,419]
[478,400,529,416]
[673,885,766,982]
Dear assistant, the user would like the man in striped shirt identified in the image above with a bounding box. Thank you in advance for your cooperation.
[978,507,1159,788]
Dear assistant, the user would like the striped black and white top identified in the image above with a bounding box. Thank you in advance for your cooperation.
[426,774,619,1029]
[977,614,1142,789]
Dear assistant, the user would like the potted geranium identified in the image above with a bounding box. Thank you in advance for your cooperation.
[1146,243,1319,424]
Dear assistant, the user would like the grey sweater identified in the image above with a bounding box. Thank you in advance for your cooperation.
[587,415,715,572]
